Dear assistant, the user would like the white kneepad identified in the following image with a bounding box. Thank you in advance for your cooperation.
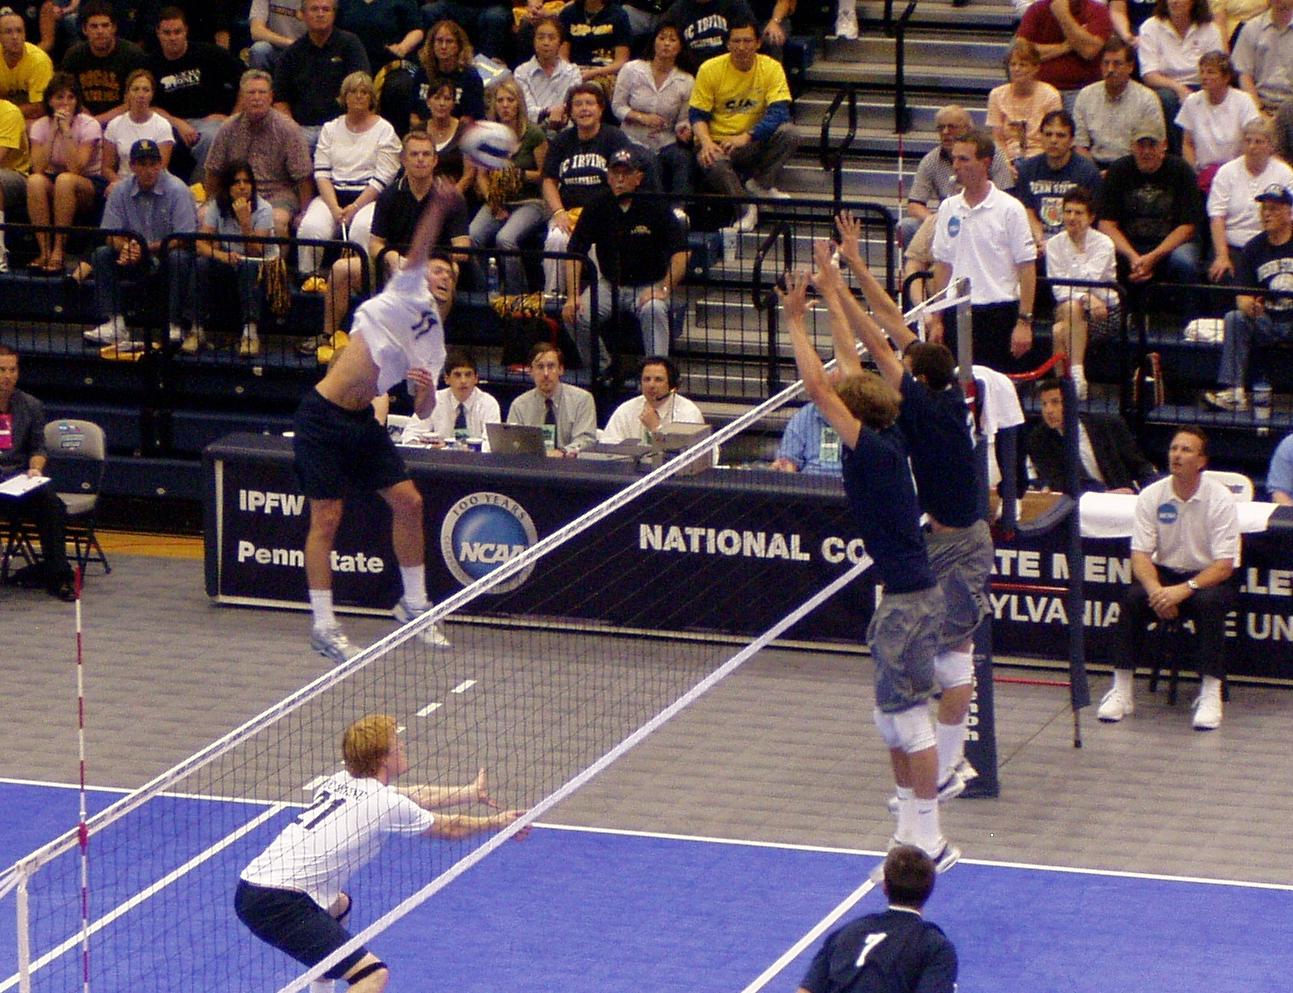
[873,706,936,753]
[934,650,973,690]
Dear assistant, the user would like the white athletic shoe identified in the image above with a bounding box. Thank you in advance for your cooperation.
[168,322,185,343]
[927,839,961,874]
[1192,683,1223,730]
[393,598,451,648]
[744,178,791,200]
[1097,685,1134,722]
[886,766,972,814]
[84,315,127,344]
[310,624,359,664]
[733,203,759,232]
[835,6,859,38]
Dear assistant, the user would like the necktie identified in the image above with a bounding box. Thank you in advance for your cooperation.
[454,403,467,432]
[544,398,556,426]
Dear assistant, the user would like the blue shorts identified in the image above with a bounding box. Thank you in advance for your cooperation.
[293,388,409,500]
[234,880,368,980]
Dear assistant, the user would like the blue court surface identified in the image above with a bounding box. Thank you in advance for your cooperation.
[2,779,1289,992]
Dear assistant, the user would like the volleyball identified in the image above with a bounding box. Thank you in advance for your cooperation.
[460,121,519,171]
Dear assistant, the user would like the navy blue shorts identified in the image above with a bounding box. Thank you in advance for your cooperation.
[234,880,368,980]
[293,388,409,500]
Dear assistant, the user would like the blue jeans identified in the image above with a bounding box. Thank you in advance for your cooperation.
[1217,308,1293,387]
[420,1,510,59]
[92,244,194,326]
[576,280,684,363]
[469,201,547,292]
[196,255,261,325]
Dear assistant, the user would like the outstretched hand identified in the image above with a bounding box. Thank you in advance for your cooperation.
[834,211,864,265]
[777,270,811,323]
[810,239,842,293]
[473,767,501,809]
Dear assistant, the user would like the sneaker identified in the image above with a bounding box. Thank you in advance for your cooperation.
[834,6,859,38]
[310,624,359,664]
[1192,685,1222,730]
[180,329,206,354]
[886,769,969,814]
[238,327,262,357]
[84,316,126,344]
[298,333,329,357]
[168,322,184,343]
[733,203,759,232]
[927,839,961,874]
[392,598,451,648]
[1096,685,1134,722]
[955,758,978,783]
[744,178,791,200]
[1203,387,1250,412]
[1073,372,1088,400]
[301,274,328,293]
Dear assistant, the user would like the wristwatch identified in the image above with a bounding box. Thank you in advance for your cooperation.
[1186,578,1200,591]
[1017,311,1033,321]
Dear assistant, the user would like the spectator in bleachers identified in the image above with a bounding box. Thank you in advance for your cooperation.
[296,70,400,283]
[101,68,172,189]
[1108,0,1157,47]
[690,15,798,232]
[558,0,630,102]
[419,0,511,67]
[1138,0,1224,153]
[1045,187,1117,397]
[1233,0,1293,113]
[190,159,275,356]
[147,6,242,182]
[513,15,579,134]
[0,95,28,267]
[540,81,630,294]
[506,341,598,454]
[83,137,197,351]
[0,6,53,120]
[1205,183,1293,411]
[248,0,306,72]
[1016,0,1113,112]
[1098,128,1203,304]
[60,0,148,126]
[563,144,688,362]
[770,401,843,475]
[421,75,476,197]
[469,78,548,292]
[273,0,370,150]
[924,128,1038,374]
[755,0,793,59]
[399,347,501,444]
[336,0,423,135]
[601,355,705,444]
[1074,37,1166,170]
[1016,109,1103,252]
[987,38,1062,171]
[25,72,104,272]
[205,69,315,240]
[1207,118,1293,282]
[410,18,486,127]
[1027,376,1158,492]
[612,20,695,199]
[1177,51,1260,194]
[663,0,754,73]
[1267,429,1293,503]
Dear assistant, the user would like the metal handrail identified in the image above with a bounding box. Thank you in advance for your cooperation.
[752,221,793,395]
[817,84,858,209]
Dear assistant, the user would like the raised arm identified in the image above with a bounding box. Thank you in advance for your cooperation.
[836,211,917,351]
[814,239,905,390]
[779,270,860,449]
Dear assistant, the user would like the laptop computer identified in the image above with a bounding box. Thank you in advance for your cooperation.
[486,422,548,456]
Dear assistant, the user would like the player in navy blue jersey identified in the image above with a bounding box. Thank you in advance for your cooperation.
[797,846,958,993]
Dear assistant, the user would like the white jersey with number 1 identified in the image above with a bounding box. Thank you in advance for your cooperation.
[240,771,435,909]
[351,264,447,397]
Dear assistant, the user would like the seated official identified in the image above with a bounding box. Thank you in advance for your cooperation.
[1097,426,1238,730]
[1027,377,1158,494]
[0,345,75,600]
[601,356,704,445]
[399,349,501,446]
[506,343,598,455]
[770,401,843,476]
[562,145,689,366]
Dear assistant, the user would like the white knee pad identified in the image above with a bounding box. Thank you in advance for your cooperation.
[934,650,974,690]
[873,706,936,753]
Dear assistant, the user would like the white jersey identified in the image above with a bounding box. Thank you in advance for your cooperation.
[240,771,435,909]
[351,265,447,396]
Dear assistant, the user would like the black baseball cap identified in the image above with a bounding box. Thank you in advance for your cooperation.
[129,139,163,163]
[1255,183,1293,205]
[608,146,651,173]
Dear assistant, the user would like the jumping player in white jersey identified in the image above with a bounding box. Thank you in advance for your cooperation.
[236,714,525,992]
[293,182,461,663]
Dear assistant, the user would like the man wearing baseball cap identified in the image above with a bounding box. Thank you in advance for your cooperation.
[84,137,197,353]
[1206,183,1293,411]
[563,143,690,367]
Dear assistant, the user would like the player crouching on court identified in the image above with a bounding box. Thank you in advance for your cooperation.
[236,714,525,992]
[293,185,459,663]
[780,271,958,871]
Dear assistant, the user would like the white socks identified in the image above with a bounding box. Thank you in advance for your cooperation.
[913,797,942,854]
[894,786,915,840]
[309,589,336,629]
[400,565,428,610]
[1112,668,1133,697]
[936,719,968,784]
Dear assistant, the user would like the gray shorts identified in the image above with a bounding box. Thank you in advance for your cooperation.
[926,519,993,654]
[868,583,945,713]
[0,168,24,213]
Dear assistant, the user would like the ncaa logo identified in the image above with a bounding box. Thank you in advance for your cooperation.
[948,215,962,238]
[440,492,538,593]
[1157,502,1178,525]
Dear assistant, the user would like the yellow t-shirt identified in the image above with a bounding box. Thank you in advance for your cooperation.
[0,99,30,175]
[689,53,792,141]
[0,42,54,106]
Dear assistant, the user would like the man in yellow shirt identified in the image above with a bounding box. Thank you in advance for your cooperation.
[0,96,31,271]
[0,9,52,120]
[688,14,800,233]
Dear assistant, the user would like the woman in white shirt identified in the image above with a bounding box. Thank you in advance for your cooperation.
[1139,0,1225,151]
[1176,51,1260,191]
[611,22,695,197]
[1046,187,1117,399]
[102,69,174,189]
[296,71,401,278]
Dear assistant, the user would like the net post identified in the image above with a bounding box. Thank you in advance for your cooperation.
[17,873,31,993]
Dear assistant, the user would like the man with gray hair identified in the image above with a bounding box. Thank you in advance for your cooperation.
[1206,117,1293,283]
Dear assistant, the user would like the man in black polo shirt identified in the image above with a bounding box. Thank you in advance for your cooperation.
[60,0,148,125]
[272,0,369,150]
[562,144,689,365]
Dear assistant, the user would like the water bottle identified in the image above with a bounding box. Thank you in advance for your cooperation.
[1253,380,1272,433]
[486,256,500,298]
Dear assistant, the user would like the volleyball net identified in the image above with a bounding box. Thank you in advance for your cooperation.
[1,280,978,993]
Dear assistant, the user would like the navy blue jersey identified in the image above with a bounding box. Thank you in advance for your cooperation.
[800,907,957,993]
[841,425,936,594]
[898,372,979,529]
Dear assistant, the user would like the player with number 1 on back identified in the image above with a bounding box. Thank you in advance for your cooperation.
[293,181,463,664]
[236,714,526,992]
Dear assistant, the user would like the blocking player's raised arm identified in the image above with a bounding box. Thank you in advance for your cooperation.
[779,270,860,450]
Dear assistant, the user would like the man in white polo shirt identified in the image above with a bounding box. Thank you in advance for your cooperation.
[924,128,1038,374]
[1097,426,1238,730]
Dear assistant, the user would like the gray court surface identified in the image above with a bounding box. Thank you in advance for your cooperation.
[5,553,1292,886]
